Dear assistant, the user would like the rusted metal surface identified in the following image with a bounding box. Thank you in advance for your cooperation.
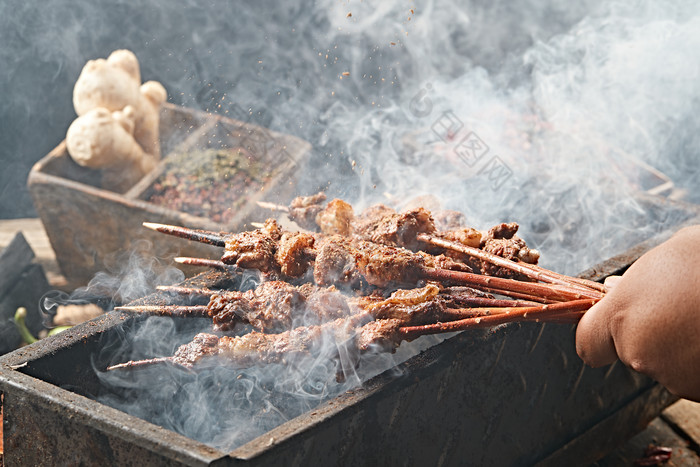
[27,104,311,286]
[1,213,699,466]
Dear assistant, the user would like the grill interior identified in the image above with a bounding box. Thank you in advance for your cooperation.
[1,209,696,466]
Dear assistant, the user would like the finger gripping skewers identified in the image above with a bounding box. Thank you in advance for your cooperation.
[110,196,605,371]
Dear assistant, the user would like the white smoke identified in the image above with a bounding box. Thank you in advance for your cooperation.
[21,0,695,452]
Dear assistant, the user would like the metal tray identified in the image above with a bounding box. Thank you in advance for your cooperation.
[27,104,311,287]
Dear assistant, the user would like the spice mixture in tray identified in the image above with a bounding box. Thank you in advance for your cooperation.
[148,147,273,223]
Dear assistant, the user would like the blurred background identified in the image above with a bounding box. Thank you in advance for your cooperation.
[2,0,699,275]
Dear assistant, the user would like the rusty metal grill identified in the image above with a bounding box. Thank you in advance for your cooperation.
[1,204,698,466]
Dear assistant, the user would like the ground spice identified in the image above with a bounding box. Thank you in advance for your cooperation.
[148,147,273,224]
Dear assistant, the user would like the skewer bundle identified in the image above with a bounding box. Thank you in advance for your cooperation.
[108,193,603,371]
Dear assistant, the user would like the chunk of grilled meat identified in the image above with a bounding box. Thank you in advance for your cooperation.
[169,315,371,369]
[276,231,316,277]
[316,199,354,236]
[357,207,436,250]
[288,192,327,230]
[209,281,352,333]
[479,223,540,279]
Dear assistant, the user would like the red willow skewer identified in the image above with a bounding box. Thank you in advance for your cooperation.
[416,233,605,295]
[156,285,543,308]
[421,268,599,302]
[156,285,218,295]
[256,201,290,213]
[148,222,594,302]
[114,305,210,317]
[527,264,606,293]
[115,303,531,322]
[399,299,597,339]
[173,257,242,274]
[143,222,227,246]
[171,254,576,303]
[107,357,175,371]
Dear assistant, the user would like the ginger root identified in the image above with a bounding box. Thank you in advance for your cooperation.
[67,49,166,191]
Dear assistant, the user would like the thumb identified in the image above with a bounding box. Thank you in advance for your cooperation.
[576,299,618,367]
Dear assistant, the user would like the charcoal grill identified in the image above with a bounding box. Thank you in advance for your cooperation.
[1,199,698,466]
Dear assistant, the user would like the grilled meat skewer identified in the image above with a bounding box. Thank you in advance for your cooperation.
[108,297,594,372]
[145,219,598,302]
[118,282,515,334]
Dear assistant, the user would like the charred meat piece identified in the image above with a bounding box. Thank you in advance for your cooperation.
[418,252,473,273]
[351,204,397,238]
[171,333,221,368]
[353,240,426,288]
[355,319,404,353]
[433,227,483,268]
[276,232,315,277]
[481,238,540,279]
[209,281,353,332]
[364,208,436,250]
[221,228,278,273]
[316,199,354,236]
[313,236,365,288]
[171,315,371,369]
[260,218,283,241]
[482,222,520,242]
[304,286,354,322]
[208,281,305,332]
[440,286,494,301]
[288,192,327,230]
[366,285,449,325]
[440,227,482,249]
[479,223,540,278]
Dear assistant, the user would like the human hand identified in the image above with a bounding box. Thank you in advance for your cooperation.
[575,225,700,401]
